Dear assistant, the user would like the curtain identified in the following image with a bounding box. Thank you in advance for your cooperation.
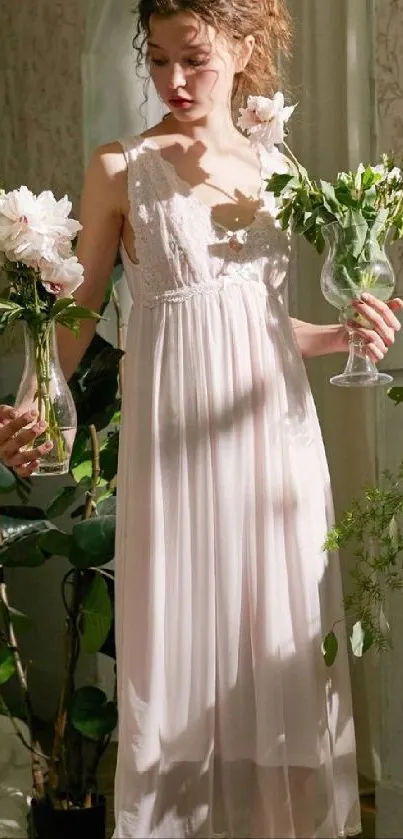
[82,0,164,164]
[286,0,380,786]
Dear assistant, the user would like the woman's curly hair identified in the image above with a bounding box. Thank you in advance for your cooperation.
[134,0,292,102]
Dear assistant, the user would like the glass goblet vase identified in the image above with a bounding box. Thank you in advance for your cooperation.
[320,221,395,387]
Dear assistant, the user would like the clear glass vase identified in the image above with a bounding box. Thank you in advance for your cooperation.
[15,322,77,476]
[321,221,396,387]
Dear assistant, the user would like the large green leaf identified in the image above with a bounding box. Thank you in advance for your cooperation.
[96,495,116,516]
[0,645,16,685]
[46,478,93,518]
[70,334,123,430]
[69,515,116,569]
[69,426,91,469]
[38,529,73,558]
[322,630,338,667]
[0,603,31,631]
[80,574,113,654]
[99,432,119,483]
[388,386,403,406]
[0,464,16,492]
[70,686,118,740]
[0,507,54,567]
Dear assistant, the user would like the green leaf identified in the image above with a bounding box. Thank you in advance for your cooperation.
[69,515,116,569]
[50,297,75,317]
[0,300,23,313]
[319,180,340,214]
[38,529,73,557]
[69,426,91,469]
[96,495,116,516]
[45,478,93,518]
[70,686,118,740]
[80,574,113,654]
[99,432,119,483]
[0,508,54,567]
[72,457,93,483]
[350,621,374,657]
[0,645,16,685]
[0,603,31,631]
[0,463,16,492]
[387,386,403,406]
[322,630,338,667]
[265,173,295,195]
[56,305,100,322]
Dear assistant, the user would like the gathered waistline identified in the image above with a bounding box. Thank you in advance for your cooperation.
[134,275,268,309]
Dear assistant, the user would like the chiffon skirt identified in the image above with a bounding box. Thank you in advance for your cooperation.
[113,281,360,838]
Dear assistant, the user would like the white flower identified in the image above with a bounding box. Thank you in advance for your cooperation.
[237,92,296,151]
[0,186,82,268]
[40,256,84,297]
[387,166,402,183]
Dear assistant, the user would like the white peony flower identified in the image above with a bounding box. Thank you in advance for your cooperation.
[237,92,296,151]
[0,186,82,268]
[40,256,84,297]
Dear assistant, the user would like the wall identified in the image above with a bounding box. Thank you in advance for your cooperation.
[0,0,87,719]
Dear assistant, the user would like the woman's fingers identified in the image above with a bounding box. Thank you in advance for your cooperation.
[347,321,392,362]
[388,297,403,313]
[14,460,40,478]
[352,293,402,347]
[6,439,53,468]
[0,410,37,444]
[0,420,48,461]
[0,407,51,470]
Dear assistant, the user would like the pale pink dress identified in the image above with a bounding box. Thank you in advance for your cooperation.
[112,135,361,838]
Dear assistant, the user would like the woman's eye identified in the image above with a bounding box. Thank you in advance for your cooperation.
[187,58,209,67]
[150,58,168,67]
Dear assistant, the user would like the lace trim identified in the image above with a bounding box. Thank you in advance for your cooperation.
[133,274,268,309]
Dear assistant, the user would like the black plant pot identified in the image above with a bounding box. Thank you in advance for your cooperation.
[29,795,106,839]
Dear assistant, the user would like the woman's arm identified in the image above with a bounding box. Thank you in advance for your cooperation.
[57,141,128,381]
[291,294,403,361]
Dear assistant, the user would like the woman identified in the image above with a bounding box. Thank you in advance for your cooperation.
[0,0,401,835]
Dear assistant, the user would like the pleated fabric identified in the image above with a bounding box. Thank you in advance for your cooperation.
[112,136,361,838]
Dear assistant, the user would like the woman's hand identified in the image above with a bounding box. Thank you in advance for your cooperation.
[0,405,52,477]
[345,293,403,362]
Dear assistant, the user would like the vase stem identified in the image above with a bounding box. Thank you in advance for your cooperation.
[330,329,393,388]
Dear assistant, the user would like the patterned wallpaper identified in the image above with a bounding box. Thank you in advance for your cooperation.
[375,0,403,285]
[0,0,85,357]
[0,0,85,213]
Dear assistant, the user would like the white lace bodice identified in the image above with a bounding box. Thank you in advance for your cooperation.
[119,136,291,308]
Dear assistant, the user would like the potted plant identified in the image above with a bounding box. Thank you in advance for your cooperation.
[0,275,124,838]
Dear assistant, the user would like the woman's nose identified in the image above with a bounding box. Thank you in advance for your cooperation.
[169,62,187,90]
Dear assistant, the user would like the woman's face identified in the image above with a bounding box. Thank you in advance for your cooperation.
[147,12,239,122]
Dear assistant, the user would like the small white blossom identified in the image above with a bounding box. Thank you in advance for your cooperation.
[40,256,84,297]
[237,92,296,151]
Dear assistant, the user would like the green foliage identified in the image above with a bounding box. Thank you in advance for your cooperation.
[0,311,122,808]
[0,262,100,337]
[324,461,403,662]
[266,154,403,260]
[70,686,117,741]
[80,574,113,655]
[0,645,16,685]
[322,631,338,667]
